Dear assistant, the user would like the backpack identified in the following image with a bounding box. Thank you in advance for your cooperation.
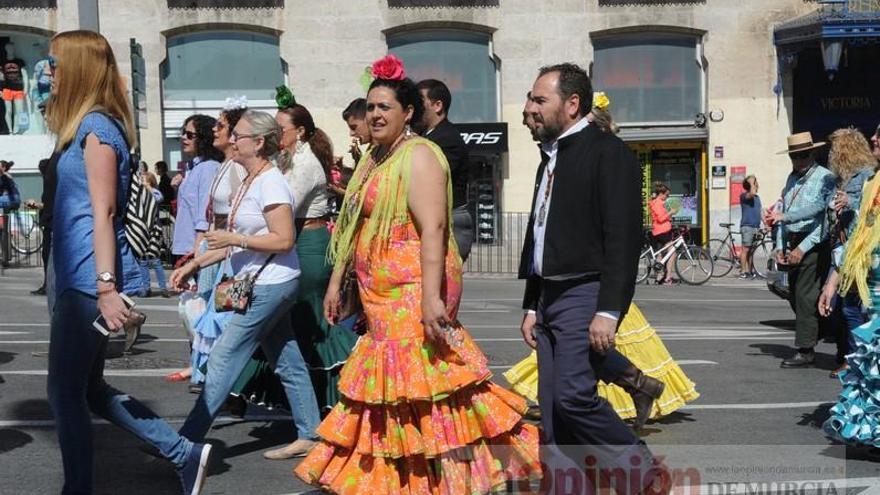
[0,175,21,210]
[97,112,162,261]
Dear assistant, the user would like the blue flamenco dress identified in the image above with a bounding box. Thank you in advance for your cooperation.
[824,250,880,446]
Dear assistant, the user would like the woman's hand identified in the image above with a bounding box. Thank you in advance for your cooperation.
[97,291,130,333]
[171,173,184,188]
[169,260,198,291]
[818,283,837,317]
[421,296,450,343]
[323,283,341,325]
[205,230,240,250]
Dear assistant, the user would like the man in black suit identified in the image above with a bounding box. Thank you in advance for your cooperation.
[519,63,660,491]
[416,79,473,261]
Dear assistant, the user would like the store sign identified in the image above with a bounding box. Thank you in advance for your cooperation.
[729,166,747,205]
[455,123,508,153]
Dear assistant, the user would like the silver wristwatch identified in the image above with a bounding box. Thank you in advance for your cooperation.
[96,271,116,284]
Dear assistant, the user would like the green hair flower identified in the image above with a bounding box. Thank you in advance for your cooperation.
[275,85,296,109]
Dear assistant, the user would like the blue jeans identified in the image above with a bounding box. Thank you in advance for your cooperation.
[841,292,866,355]
[138,258,167,294]
[178,279,320,442]
[47,289,192,495]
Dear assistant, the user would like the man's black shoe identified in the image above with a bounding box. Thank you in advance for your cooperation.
[781,352,815,368]
[31,286,46,296]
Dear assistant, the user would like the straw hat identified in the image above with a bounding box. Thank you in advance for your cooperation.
[776,132,826,155]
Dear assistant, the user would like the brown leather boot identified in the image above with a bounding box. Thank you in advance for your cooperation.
[613,365,665,431]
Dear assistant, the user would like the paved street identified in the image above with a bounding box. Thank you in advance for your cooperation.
[2,267,880,494]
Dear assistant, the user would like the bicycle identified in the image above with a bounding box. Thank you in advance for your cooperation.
[636,227,714,285]
[9,208,43,256]
[707,223,773,278]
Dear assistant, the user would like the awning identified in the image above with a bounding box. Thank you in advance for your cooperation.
[618,126,707,143]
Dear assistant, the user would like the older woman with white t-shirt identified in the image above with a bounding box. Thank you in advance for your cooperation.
[169,109,320,459]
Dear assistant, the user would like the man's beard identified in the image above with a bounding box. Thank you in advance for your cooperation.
[535,110,565,144]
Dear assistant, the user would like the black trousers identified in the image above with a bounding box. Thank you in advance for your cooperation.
[536,279,653,492]
[40,225,52,287]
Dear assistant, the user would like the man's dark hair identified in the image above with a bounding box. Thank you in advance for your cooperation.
[342,98,367,121]
[155,160,168,173]
[415,79,452,116]
[538,63,593,117]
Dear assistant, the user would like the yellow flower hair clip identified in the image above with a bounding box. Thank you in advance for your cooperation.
[593,92,610,110]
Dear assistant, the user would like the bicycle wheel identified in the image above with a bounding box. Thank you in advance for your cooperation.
[675,245,713,285]
[751,238,773,279]
[707,238,735,278]
[636,249,651,284]
[9,211,43,256]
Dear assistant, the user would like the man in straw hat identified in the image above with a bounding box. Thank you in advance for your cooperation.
[764,132,835,368]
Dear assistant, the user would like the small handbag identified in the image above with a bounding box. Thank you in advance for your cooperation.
[335,263,362,322]
[214,254,275,313]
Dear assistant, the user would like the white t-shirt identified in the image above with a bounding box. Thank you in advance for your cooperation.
[228,167,300,285]
[211,160,246,217]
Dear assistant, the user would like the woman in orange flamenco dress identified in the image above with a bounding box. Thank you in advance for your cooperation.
[294,55,542,494]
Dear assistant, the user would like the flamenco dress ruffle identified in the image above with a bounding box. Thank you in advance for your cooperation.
[504,303,699,420]
[294,327,542,495]
[824,316,880,446]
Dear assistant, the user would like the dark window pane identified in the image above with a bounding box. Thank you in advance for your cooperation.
[593,34,702,123]
[389,30,498,123]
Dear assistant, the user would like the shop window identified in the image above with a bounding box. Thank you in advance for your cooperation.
[593,33,703,124]
[161,30,284,164]
[388,30,498,123]
[162,31,283,102]
[0,31,51,136]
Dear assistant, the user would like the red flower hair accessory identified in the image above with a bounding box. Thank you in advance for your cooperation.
[371,54,407,81]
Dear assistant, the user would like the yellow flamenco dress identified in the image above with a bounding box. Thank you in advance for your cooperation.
[503,303,699,420]
[295,138,542,494]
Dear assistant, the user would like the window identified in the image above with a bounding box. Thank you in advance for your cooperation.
[388,30,498,123]
[0,31,51,136]
[162,31,283,102]
[593,33,703,124]
[161,30,284,164]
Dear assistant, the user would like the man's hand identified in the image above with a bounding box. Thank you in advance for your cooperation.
[770,210,785,224]
[521,312,537,349]
[589,314,616,354]
[788,247,804,265]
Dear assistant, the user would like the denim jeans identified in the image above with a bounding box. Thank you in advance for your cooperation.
[138,257,167,294]
[178,278,320,442]
[841,292,867,355]
[47,289,192,494]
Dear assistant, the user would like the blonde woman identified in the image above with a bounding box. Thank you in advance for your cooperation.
[823,123,880,446]
[817,128,878,377]
[45,30,211,495]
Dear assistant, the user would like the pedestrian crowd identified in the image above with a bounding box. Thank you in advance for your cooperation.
[22,26,880,495]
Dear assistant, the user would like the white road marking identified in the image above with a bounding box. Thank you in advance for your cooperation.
[682,401,827,410]
[487,360,717,370]
[0,331,29,335]
[0,338,190,345]
[0,414,293,428]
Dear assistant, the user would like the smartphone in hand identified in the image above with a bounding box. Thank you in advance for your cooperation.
[93,292,136,336]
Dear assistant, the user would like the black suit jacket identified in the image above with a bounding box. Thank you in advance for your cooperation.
[518,124,641,314]
[426,119,470,208]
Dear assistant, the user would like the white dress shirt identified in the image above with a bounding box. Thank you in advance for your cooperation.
[529,117,618,321]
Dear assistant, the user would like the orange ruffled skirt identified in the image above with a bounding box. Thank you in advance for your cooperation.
[503,303,699,420]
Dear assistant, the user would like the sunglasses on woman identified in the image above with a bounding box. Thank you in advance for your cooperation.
[180,130,197,140]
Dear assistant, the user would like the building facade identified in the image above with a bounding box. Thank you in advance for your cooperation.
[2,0,877,245]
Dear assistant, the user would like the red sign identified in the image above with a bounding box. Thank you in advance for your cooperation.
[730,166,747,205]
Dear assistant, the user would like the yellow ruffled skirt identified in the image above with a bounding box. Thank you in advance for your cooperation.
[503,303,699,420]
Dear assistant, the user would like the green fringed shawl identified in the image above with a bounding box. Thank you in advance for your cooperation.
[328,137,456,270]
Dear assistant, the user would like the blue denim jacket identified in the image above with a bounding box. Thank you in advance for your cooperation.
[53,113,143,298]
[776,164,835,253]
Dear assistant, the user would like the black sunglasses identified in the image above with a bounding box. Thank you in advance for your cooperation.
[181,130,198,140]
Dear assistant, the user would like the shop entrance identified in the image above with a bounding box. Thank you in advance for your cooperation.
[631,142,708,245]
